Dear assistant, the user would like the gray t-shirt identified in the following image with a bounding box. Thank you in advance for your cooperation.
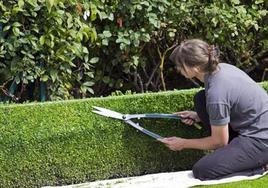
[204,63,268,142]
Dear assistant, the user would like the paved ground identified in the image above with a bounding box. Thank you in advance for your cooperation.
[42,170,267,188]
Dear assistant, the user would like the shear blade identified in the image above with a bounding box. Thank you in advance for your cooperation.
[92,106,124,120]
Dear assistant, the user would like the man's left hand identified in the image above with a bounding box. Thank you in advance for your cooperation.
[158,137,186,151]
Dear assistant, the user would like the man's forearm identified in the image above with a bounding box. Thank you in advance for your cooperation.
[183,136,225,150]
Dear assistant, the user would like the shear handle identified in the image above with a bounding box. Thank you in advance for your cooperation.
[123,114,202,130]
[123,113,195,121]
[125,120,163,140]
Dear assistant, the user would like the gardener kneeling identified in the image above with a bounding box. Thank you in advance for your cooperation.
[160,39,268,180]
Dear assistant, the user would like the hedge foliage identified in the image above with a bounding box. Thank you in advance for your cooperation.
[0,87,209,188]
[0,0,267,101]
[1,82,268,187]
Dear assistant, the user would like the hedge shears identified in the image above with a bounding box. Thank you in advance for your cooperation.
[92,106,201,140]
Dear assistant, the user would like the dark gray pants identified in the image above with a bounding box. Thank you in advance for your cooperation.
[192,90,268,180]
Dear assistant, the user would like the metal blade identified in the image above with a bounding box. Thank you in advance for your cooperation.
[92,110,110,117]
[92,106,124,120]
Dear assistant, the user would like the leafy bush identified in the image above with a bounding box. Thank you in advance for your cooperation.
[91,0,268,95]
[0,0,96,100]
[0,0,267,100]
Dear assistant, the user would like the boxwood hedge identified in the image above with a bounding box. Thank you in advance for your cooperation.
[1,82,268,187]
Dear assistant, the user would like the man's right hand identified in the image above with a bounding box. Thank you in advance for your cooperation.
[174,111,201,126]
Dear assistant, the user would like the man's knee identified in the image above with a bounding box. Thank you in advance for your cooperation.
[192,159,217,181]
[192,161,208,180]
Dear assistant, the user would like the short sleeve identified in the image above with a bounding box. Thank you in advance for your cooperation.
[207,103,230,125]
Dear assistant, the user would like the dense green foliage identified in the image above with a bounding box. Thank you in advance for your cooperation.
[0,0,267,101]
[0,0,96,100]
[0,82,267,187]
[0,87,207,188]
[89,0,268,95]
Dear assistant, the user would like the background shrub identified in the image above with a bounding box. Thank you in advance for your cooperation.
[0,0,96,101]
[90,0,268,95]
[0,0,267,100]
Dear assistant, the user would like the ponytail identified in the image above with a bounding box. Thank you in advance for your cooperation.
[207,45,220,74]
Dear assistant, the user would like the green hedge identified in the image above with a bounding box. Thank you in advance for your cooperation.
[0,87,208,188]
[1,82,268,187]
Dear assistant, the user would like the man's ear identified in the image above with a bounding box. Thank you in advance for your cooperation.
[193,66,201,73]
